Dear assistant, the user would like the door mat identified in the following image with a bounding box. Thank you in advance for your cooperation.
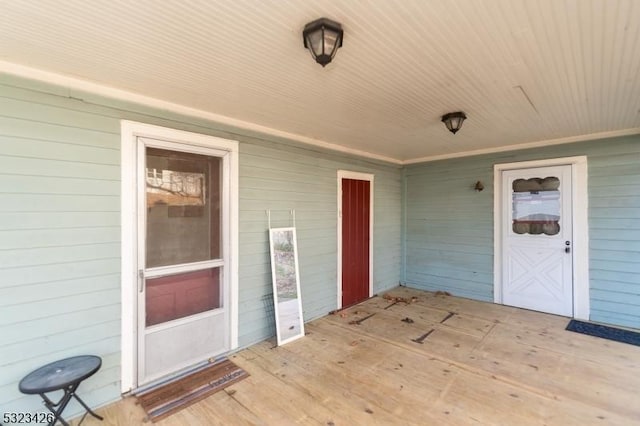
[566,320,640,347]
[136,358,249,422]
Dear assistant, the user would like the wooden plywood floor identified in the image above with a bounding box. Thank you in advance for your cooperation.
[77,287,640,425]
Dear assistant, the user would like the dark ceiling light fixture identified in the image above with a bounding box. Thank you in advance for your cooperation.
[441,112,467,134]
[302,17,344,67]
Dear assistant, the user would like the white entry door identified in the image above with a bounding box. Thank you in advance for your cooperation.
[136,137,231,385]
[502,165,573,316]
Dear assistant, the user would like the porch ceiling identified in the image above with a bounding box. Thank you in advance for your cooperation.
[1,0,640,163]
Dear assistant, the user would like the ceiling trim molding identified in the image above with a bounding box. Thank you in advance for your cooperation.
[403,128,640,165]
[0,60,402,165]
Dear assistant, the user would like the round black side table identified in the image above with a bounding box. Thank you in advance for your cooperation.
[19,355,104,426]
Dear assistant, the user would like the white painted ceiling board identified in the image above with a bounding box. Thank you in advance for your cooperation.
[1,0,639,162]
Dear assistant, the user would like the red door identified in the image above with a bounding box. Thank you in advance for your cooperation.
[341,178,370,308]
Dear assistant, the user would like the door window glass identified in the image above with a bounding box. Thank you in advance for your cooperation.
[512,176,560,235]
[145,268,221,326]
[146,148,221,267]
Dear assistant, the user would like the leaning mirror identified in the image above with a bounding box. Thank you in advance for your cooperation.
[269,227,305,345]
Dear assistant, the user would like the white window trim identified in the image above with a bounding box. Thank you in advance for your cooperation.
[120,121,239,393]
[493,156,589,320]
[336,170,374,310]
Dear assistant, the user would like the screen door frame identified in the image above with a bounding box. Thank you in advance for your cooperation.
[120,120,239,392]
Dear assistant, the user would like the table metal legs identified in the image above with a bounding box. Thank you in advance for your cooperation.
[39,383,104,426]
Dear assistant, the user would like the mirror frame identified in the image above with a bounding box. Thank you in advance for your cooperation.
[269,227,305,345]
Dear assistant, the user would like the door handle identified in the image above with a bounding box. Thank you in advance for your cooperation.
[565,240,571,254]
[138,269,145,293]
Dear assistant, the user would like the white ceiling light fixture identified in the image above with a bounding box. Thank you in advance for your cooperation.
[302,17,344,67]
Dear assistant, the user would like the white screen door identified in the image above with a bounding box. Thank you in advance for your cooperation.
[502,165,573,316]
[136,137,231,385]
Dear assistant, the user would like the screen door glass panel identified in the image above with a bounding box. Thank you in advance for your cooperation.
[146,148,221,267]
[146,267,221,326]
[512,176,560,235]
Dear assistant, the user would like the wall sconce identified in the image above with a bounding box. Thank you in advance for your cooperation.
[474,181,484,191]
[303,18,344,67]
[442,112,467,134]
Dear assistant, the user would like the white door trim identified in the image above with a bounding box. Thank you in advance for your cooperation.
[493,156,589,320]
[120,120,239,393]
[336,170,374,310]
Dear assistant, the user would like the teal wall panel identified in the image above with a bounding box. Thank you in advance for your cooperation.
[238,137,402,334]
[0,74,401,417]
[403,136,640,328]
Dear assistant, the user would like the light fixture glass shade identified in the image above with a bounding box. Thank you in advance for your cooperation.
[303,18,343,67]
[441,112,467,134]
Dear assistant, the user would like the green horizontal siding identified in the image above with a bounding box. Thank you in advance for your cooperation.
[238,138,402,342]
[403,135,640,329]
[403,155,494,301]
[0,76,123,419]
[0,73,402,418]
[587,137,640,328]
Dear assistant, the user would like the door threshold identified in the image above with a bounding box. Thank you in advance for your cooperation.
[133,356,227,395]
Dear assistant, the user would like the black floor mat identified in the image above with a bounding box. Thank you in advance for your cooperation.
[566,319,640,347]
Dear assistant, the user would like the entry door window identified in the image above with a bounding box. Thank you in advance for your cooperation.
[512,176,561,236]
[145,148,222,326]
